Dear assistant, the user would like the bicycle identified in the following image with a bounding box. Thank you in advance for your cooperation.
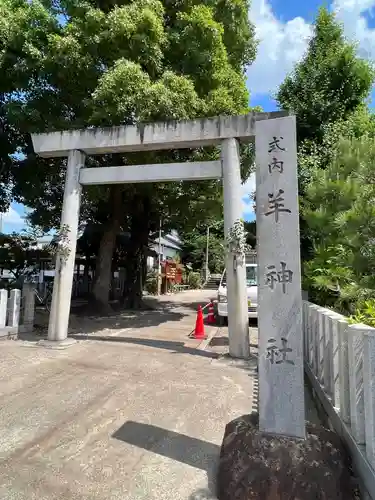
[34,283,53,312]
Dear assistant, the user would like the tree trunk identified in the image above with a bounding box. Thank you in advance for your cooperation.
[122,195,151,309]
[90,186,122,313]
[142,256,147,289]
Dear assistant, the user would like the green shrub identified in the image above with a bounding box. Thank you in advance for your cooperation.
[349,299,375,327]
[188,272,201,289]
[145,270,158,295]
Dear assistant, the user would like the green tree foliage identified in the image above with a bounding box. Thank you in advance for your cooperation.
[243,220,256,248]
[0,0,58,211]
[276,7,374,263]
[303,119,375,314]
[181,215,257,273]
[1,0,257,309]
[180,219,225,274]
[0,232,51,281]
[277,8,374,146]
[181,231,225,275]
[181,217,256,274]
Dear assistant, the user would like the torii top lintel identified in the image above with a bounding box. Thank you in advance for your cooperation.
[31,111,291,158]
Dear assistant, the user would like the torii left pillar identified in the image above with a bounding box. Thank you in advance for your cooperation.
[39,149,85,348]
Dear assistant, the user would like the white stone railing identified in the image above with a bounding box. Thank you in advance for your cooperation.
[303,300,375,499]
[0,284,35,339]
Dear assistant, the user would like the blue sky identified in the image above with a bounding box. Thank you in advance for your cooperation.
[241,0,375,222]
[3,0,375,232]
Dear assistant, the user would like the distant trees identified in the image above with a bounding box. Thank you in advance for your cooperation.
[277,7,374,263]
[180,218,256,274]
[275,7,375,317]
[302,114,375,313]
[0,232,51,282]
[180,220,225,274]
[1,0,257,310]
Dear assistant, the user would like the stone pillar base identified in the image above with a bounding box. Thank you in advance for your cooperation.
[218,412,357,500]
[38,338,78,350]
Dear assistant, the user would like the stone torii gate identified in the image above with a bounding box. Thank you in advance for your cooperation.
[31,110,305,439]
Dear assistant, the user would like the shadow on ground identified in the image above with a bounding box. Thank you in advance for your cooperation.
[32,296,216,336]
[16,330,220,360]
[73,310,186,334]
[145,297,216,313]
[33,309,188,336]
[112,421,219,499]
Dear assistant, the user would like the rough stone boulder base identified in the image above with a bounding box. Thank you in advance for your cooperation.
[218,413,355,500]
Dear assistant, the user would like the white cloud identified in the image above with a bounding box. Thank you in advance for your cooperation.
[242,172,256,198]
[247,0,375,98]
[247,0,312,96]
[243,0,375,218]
[333,0,375,59]
[5,3,375,226]
[1,206,24,226]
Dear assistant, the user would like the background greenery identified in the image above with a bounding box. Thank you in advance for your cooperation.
[2,2,375,322]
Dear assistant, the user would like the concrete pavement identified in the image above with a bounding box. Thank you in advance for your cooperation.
[0,290,255,500]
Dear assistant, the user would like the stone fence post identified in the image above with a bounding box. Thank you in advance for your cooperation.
[0,289,8,328]
[7,289,21,328]
[22,283,35,332]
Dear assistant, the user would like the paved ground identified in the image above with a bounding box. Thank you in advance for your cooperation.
[0,290,257,500]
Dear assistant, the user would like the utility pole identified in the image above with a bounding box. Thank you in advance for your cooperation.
[157,219,162,295]
[0,213,3,234]
[205,225,210,282]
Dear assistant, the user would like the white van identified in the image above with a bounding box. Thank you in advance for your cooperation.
[217,263,258,323]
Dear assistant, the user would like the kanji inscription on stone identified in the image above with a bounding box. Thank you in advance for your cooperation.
[265,262,293,293]
[268,136,285,153]
[268,157,284,174]
[255,115,305,439]
[266,338,295,365]
[264,189,291,222]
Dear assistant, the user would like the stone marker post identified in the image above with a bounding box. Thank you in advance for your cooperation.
[8,289,21,328]
[22,283,35,331]
[256,115,305,439]
[0,289,7,328]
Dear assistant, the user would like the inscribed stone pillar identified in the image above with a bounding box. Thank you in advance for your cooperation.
[255,115,305,439]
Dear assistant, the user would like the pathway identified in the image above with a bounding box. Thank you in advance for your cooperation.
[0,290,256,500]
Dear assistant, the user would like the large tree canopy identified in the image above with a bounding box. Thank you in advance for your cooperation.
[302,112,375,313]
[276,7,374,263]
[1,0,257,309]
[277,7,374,146]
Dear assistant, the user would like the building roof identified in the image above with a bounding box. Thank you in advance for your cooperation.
[152,232,181,251]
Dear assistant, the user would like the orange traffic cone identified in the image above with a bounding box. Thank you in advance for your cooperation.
[193,305,206,339]
[207,301,215,324]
